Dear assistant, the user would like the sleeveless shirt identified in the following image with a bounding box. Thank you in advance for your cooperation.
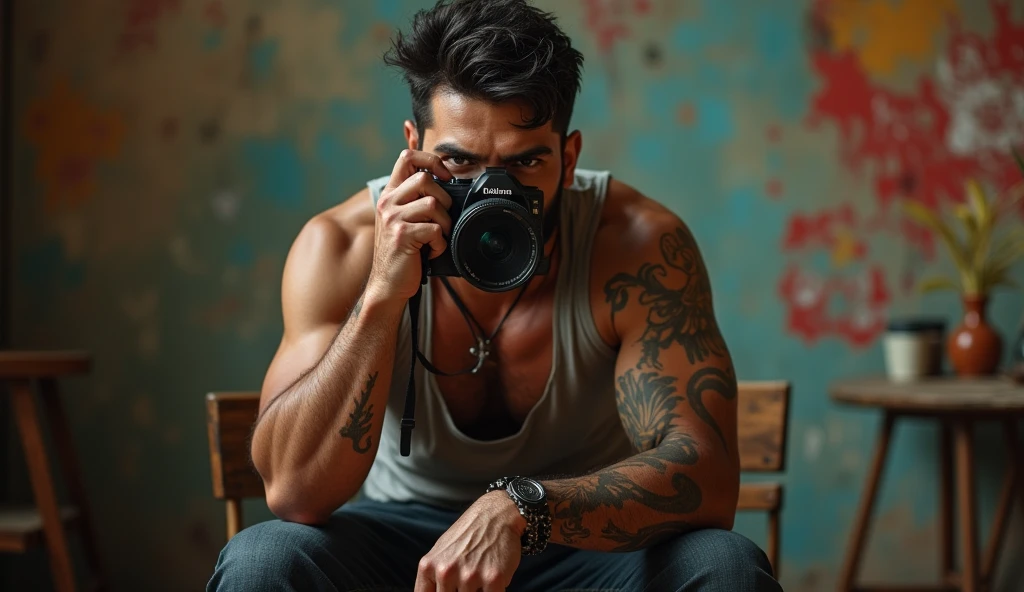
[361,169,634,508]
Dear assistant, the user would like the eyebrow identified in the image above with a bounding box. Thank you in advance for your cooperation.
[433,142,554,163]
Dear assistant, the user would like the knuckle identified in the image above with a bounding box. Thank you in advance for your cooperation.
[420,196,437,210]
[417,557,432,573]
[481,570,502,586]
[399,149,411,161]
[434,563,453,580]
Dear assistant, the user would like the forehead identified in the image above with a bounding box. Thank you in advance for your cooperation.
[423,91,560,152]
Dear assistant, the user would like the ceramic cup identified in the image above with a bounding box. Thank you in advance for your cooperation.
[883,319,945,382]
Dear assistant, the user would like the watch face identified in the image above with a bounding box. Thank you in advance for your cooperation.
[511,478,545,503]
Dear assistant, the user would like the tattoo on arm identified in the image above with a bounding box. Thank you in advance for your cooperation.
[339,372,377,453]
[616,369,681,452]
[685,366,737,449]
[604,226,726,369]
[549,435,701,544]
[601,520,692,552]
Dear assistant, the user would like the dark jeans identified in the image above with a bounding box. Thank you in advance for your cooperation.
[208,499,781,591]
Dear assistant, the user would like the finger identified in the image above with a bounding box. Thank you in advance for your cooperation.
[480,569,507,592]
[387,149,452,190]
[412,571,434,592]
[395,194,453,236]
[388,171,454,210]
[398,222,447,260]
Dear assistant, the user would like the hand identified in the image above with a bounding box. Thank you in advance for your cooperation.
[415,491,526,592]
[367,149,454,303]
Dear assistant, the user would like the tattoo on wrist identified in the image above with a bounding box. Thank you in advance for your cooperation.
[339,372,377,453]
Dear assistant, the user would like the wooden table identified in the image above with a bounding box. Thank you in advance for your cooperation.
[830,377,1024,592]
[0,351,106,591]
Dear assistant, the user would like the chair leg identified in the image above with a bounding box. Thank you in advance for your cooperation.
[954,420,979,592]
[40,379,107,591]
[226,498,243,540]
[767,508,780,579]
[10,380,77,592]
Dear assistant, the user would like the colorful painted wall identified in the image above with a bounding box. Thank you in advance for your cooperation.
[6,0,1024,590]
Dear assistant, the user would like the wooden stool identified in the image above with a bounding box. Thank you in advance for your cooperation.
[0,351,106,592]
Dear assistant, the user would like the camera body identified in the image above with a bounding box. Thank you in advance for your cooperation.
[427,167,550,292]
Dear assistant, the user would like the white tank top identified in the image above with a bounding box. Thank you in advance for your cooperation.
[360,169,633,508]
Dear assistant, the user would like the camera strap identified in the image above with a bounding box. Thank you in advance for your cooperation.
[400,193,562,456]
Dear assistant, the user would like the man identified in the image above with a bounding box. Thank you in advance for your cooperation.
[209,1,780,590]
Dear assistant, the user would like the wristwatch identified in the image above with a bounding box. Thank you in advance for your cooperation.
[486,476,552,555]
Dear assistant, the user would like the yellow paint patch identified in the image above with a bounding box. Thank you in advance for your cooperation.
[831,229,859,268]
[824,0,958,76]
[24,79,125,209]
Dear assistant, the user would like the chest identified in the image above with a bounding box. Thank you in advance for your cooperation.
[429,288,555,440]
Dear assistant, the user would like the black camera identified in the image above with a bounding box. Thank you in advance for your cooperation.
[427,167,550,292]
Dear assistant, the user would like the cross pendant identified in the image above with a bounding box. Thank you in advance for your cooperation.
[469,338,491,374]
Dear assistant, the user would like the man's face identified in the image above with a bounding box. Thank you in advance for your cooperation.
[406,91,580,209]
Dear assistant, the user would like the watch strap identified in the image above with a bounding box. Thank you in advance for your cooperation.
[486,476,551,555]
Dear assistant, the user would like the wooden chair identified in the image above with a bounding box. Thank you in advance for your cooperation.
[205,392,264,540]
[206,380,793,575]
[735,380,792,578]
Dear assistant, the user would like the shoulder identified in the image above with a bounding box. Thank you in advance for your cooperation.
[588,178,711,343]
[280,187,377,328]
[593,178,697,267]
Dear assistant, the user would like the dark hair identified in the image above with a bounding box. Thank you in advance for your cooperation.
[383,0,584,136]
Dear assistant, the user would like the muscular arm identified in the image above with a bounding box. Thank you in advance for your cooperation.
[542,219,740,552]
[251,198,404,525]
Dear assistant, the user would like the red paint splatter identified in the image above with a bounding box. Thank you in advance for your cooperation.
[766,178,784,199]
[782,204,866,259]
[778,265,890,347]
[204,1,227,28]
[780,1,1024,348]
[120,0,181,53]
[807,0,1024,251]
[766,125,782,143]
[583,0,654,53]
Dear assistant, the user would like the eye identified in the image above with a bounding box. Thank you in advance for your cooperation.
[515,158,541,168]
[444,156,474,167]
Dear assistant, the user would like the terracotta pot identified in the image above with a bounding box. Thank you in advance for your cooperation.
[947,295,1002,376]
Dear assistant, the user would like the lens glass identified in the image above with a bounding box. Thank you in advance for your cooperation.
[453,200,539,291]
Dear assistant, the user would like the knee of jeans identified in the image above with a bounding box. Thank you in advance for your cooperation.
[210,520,333,586]
[654,528,775,582]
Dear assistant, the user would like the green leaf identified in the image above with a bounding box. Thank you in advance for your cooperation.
[966,180,990,227]
[902,201,970,275]
[918,276,960,293]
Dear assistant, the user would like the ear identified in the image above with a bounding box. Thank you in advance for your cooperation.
[403,120,419,151]
[561,130,582,188]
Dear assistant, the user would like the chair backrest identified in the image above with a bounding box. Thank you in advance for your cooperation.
[736,381,791,472]
[205,392,264,501]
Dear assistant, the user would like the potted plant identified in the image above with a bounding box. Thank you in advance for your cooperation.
[903,148,1024,376]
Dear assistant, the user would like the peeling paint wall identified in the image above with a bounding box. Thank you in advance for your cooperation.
[6,1,1024,590]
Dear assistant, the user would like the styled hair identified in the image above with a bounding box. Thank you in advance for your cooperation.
[383,0,584,136]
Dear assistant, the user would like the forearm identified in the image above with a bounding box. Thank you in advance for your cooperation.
[252,288,405,522]
[543,434,737,552]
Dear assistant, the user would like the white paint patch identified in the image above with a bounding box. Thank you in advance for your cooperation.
[804,426,825,462]
[212,190,241,222]
[937,50,1024,156]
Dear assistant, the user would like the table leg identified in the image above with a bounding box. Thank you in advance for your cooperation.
[953,421,979,592]
[981,421,1020,587]
[938,421,955,583]
[839,411,896,591]
[10,380,77,592]
[40,379,107,591]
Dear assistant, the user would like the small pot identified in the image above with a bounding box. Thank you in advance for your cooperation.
[883,318,945,382]
[947,295,1002,376]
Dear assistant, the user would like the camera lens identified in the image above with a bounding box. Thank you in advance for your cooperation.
[479,231,511,261]
[451,199,540,292]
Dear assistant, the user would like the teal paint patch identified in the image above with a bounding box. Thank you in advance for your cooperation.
[202,29,223,51]
[695,97,734,144]
[241,138,306,208]
[767,151,784,171]
[672,21,706,54]
[18,239,86,289]
[228,242,254,267]
[248,39,279,81]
